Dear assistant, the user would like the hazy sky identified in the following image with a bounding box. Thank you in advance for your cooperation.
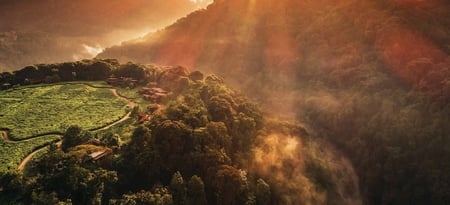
[0,0,212,71]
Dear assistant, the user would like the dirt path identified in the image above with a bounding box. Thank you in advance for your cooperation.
[110,88,136,108]
[1,130,63,171]
[0,130,10,141]
[93,88,136,131]
[81,83,135,108]
[17,140,62,171]
[97,111,132,131]
[3,85,137,171]
[1,131,63,171]
[17,149,41,171]
[1,130,63,143]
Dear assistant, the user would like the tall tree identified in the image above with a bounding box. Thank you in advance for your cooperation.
[170,171,187,205]
[186,175,208,205]
[255,179,271,205]
[61,126,91,152]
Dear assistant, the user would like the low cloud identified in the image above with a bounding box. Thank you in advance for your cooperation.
[0,0,212,70]
[82,44,104,58]
[250,132,362,205]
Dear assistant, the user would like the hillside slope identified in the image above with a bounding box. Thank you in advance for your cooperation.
[99,0,450,204]
[0,62,362,205]
[99,0,449,103]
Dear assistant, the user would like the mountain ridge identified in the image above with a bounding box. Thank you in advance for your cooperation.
[99,0,450,103]
[98,0,450,204]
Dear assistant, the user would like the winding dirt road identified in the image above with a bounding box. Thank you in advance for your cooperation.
[0,130,10,141]
[1,130,62,171]
[17,141,62,171]
[110,88,136,108]
[2,86,136,171]
[92,88,136,131]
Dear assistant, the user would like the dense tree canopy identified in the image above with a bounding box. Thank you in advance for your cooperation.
[1,51,448,205]
[97,0,450,204]
[61,125,92,152]
[116,69,265,204]
[0,59,154,89]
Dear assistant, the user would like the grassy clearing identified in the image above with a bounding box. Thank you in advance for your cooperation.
[62,81,112,88]
[0,83,127,140]
[92,117,136,143]
[116,87,149,109]
[115,87,140,99]
[0,135,60,173]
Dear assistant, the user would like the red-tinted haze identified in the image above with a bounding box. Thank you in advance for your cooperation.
[0,0,212,71]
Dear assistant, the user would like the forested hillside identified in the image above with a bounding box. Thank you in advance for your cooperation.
[99,0,450,204]
[1,61,361,204]
[99,0,450,102]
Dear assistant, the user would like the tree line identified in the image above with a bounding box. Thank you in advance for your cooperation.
[0,59,151,90]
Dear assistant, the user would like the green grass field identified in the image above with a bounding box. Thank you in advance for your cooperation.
[0,135,60,173]
[0,83,128,140]
[116,87,150,110]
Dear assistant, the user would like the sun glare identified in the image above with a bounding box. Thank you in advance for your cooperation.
[82,44,104,57]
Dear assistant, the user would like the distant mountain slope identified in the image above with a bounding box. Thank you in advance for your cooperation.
[0,0,212,71]
[99,0,449,103]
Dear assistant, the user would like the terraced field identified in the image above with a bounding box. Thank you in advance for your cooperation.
[0,82,134,172]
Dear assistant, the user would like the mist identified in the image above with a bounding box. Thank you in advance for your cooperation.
[0,0,212,71]
[250,127,363,205]
[1,0,449,204]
